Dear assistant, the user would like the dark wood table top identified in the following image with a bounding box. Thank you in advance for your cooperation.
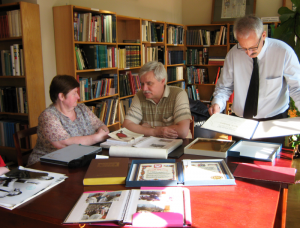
[0,139,294,228]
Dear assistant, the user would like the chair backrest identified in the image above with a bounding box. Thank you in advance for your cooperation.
[13,126,37,166]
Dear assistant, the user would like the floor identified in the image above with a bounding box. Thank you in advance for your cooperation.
[286,156,300,228]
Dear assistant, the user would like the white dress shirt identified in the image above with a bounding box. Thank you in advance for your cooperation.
[212,37,300,119]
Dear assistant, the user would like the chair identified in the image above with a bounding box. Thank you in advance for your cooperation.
[13,126,37,166]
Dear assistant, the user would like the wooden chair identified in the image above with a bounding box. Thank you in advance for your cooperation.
[13,126,37,166]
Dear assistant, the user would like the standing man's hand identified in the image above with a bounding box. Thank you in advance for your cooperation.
[208,104,221,115]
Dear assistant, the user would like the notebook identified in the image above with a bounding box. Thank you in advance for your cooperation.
[40,144,102,166]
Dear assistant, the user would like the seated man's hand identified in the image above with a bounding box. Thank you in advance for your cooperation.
[155,126,178,139]
[208,103,220,116]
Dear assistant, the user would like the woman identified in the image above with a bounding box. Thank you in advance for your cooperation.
[27,75,109,166]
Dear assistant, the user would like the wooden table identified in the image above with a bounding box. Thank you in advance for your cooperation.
[0,140,294,228]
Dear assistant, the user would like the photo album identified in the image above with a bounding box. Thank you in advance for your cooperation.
[63,187,191,227]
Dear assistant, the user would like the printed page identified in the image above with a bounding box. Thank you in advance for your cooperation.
[182,160,227,181]
[109,146,168,159]
[123,189,184,224]
[201,113,258,139]
[252,117,300,139]
[136,163,177,181]
[64,190,131,224]
[0,167,67,210]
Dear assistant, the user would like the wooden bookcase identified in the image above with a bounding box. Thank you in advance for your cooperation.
[185,23,229,103]
[0,2,45,155]
[53,5,187,127]
[53,5,120,132]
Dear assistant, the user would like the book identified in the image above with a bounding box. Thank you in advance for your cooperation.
[40,144,102,166]
[108,128,144,143]
[83,158,129,185]
[107,137,183,159]
[201,113,300,140]
[184,138,235,158]
[63,187,191,226]
[0,166,67,210]
[227,140,281,161]
[126,159,235,187]
[233,163,296,184]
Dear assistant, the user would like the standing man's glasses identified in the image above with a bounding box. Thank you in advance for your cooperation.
[237,35,262,52]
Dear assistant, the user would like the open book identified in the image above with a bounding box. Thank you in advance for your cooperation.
[63,187,191,227]
[106,137,183,159]
[0,167,67,210]
[201,113,300,139]
[108,128,144,143]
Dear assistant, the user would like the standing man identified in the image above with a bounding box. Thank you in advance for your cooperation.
[122,61,192,139]
[208,15,300,143]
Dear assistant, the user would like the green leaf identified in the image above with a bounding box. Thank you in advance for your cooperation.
[292,0,300,8]
[278,6,295,15]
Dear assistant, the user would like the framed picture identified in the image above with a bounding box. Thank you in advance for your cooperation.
[211,0,256,24]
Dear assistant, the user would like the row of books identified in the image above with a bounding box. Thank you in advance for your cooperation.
[167,50,184,65]
[0,120,29,148]
[167,66,183,82]
[73,12,116,43]
[75,45,117,70]
[87,98,119,125]
[142,45,164,65]
[141,21,164,42]
[0,44,24,76]
[187,85,200,101]
[119,71,141,97]
[167,25,184,44]
[208,56,225,65]
[186,26,227,46]
[119,45,140,69]
[186,66,209,84]
[119,97,132,124]
[186,48,209,65]
[0,87,27,113]
[168,81,185,89]
[78,75,117,102]
[0,9,22,38]
[229,25,238,43]
[263,24,275,37]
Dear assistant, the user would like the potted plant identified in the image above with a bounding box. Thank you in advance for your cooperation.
[273,0,300,157]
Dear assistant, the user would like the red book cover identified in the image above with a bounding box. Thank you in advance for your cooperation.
[228,91,234,102]
[233,163,296,184]
[215,67,221,84]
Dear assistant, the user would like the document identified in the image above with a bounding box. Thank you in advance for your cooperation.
[136,163,177,181]
[201,113,300,139]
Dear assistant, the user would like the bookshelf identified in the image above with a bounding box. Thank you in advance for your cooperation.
[0,2,45,154]
[53,5,120,132]
[185,23,228,103]
[53,5,188,127]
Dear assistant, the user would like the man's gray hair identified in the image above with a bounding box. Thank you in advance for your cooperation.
[139,61,167,84]
[233,15,263,40]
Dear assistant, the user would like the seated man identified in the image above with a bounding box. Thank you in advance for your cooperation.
[122,61,192,139]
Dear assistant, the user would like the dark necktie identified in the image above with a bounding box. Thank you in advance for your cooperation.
[243,57,259,119]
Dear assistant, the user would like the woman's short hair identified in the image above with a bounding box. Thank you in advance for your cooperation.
[139,61,167,84]
[233,15,263,40]
[49,75,79,103]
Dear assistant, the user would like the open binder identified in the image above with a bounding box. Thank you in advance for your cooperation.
[63,187,191,227]
[126,159,236,187]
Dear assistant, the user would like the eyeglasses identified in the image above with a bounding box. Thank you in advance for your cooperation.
[237,35,262,52]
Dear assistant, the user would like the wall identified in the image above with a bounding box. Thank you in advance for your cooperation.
[182,0,286,25]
